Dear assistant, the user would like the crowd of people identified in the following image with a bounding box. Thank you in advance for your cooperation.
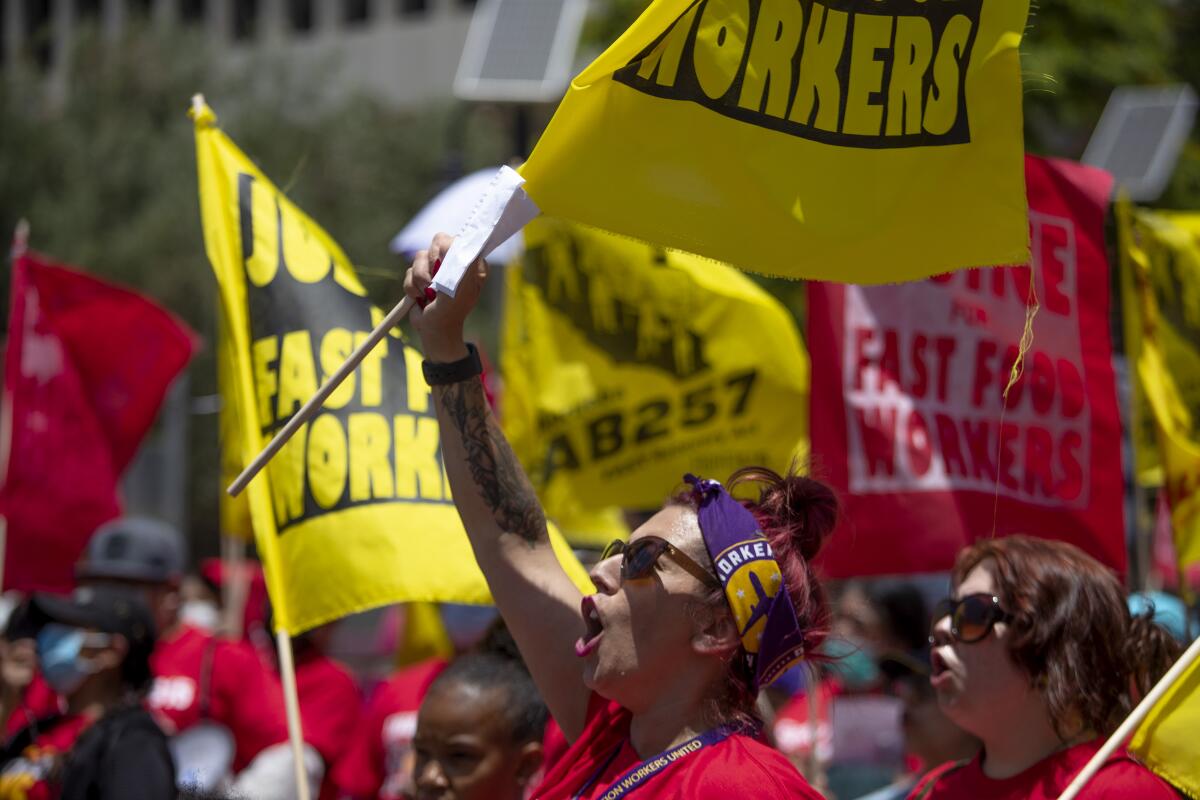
[0,236,1194,799]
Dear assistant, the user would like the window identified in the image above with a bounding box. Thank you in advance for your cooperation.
[397,0,427,16]
[287,0,312,32]
[342,0,367,26]
[232,0,258,40]
[179,0,206,25]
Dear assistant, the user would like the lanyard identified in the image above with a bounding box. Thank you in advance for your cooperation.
[570,725,738,800]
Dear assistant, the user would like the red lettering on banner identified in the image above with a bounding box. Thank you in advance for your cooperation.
[810,156,1124,578]
[906,411,933,476]
[1058,359,1084,418]
[880,331,901,393]
[855,407,897,476]
[963,419,996,482]
[935,414,968,477]
[1059,431,1084,501]
[910,334,929,398]
[1024,425,1054,497]
[971,340,998,408]
[853,327,874,391]
[1030,352,1055,415]
[1039,220,1072,316]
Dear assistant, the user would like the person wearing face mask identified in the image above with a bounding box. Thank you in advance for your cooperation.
[73,518,290,779]
[911,535,1182,799]
[0,586,174,800]
[403,234,834,799]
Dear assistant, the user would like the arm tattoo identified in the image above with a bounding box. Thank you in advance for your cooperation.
[438,378,547,546]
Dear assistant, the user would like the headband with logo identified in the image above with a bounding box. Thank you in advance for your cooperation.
[686,474,807,692]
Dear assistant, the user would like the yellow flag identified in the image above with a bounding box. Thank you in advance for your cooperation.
[1130,644,1200,799]
[518,0,1030,283]
[192,100,591,634]
[1119,204,1200,580]
[501,217,808,516]
[217,311,253,541]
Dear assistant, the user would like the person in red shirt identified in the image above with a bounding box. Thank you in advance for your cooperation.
[72,518,292,783]
[334,657,447,800]
[912,535,1182,799]
[401,236,831,799]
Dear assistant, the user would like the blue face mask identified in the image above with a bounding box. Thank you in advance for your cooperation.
[823,636,882,690]
[37,624,100,696]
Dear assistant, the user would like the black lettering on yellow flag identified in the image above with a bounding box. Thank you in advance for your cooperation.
[517,0,1031,284]
[502,218,809,516]
[616,0,980,148]
[193,100,591,634]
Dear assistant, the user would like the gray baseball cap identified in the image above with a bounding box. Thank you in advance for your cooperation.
[75,517,186,584]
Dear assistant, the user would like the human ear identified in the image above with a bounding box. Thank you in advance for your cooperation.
[514,740,544,785]
[691,604,740,657]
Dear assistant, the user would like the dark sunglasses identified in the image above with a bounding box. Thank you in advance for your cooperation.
[600,536,720,589]
[929,593,1013,645]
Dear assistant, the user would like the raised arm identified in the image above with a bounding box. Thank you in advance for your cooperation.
[404,234,591,739]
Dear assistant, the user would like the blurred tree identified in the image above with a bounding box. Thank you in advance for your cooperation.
[0,21,508,557]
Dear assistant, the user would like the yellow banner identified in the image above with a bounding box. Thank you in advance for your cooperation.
[1130,647,1200,799]
[192,101,590,634]
[518,0,1030,283]
[501,217,808,516]
[1119,204,1200,580]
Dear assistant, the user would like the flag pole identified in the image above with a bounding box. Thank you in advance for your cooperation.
[1057,633,1200,800]
[276,627,312,800]
[225,294,415,497]
[0,220,30,589]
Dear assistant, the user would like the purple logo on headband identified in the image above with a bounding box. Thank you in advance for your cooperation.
[686,474,808,692]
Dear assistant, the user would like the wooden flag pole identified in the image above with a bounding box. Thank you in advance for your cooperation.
[1057,633,1200,800]
[225,294,415,496]
[276,628,312,800]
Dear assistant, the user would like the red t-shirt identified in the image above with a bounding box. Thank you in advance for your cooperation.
[531,694,824,800]
[909,739,1179,799]
[332,658,447,800]
[3,676,62,739]
[0,714,91,800]
[293,652,363,800]
[147,624,289,771]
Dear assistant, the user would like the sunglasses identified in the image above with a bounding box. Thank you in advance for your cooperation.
[600,536,720,589]
[929,593,1012,645]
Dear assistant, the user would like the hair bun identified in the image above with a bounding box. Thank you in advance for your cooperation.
[728,468,838,562]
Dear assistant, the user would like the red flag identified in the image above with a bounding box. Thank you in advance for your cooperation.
[808,156,1124,576]
[0,251,197,592]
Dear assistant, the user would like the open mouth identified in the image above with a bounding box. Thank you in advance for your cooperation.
[929,649,952,686]
[575,596,605,658]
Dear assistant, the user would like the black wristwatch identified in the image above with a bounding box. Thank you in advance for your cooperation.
[422,343,483,386]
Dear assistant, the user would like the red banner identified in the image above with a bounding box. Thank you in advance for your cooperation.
[809,156,1123,577]
[1,252,197,592]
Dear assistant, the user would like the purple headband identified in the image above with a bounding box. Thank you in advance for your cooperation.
[685,474,807,692]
